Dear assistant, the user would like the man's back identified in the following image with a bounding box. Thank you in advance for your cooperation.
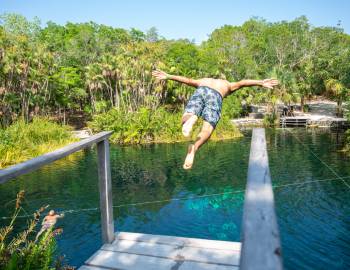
[198,78,231,97]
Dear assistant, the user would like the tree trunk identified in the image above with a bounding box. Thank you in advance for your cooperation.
[301,96,304,112]
[337,99,342,117]
[58,106,61,122]
[114,78,120,109]
[63,107,66,125]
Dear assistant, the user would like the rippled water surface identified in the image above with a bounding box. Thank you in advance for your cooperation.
[1,128,349,269]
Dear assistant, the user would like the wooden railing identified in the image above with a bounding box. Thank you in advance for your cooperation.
[240,128,283,269]
[0,131,115,244]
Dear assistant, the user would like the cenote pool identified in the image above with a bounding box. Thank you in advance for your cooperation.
[1,128,350,269]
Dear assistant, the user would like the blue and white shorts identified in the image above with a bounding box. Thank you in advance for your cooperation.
[184,86,223,128]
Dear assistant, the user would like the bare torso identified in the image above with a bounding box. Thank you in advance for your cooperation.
[198,78,231,98]
[43,214,60,225]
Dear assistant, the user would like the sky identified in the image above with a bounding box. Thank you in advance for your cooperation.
[0,0,349,43]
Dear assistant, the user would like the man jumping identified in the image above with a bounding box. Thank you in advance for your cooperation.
[152,70,278,170]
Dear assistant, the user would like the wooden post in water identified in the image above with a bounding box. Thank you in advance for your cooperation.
[240,128,283,270]
[97,138,115,244]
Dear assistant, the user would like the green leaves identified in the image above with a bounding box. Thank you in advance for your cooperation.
[50,66,84,110]
[89,106,242,145]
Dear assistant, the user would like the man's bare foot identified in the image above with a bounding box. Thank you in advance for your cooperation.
[182,115,198,137]
[183,144,196,170]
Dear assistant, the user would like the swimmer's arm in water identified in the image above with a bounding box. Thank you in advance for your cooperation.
[50,214,64,220]
[229,79,279,92]
[152,69,201,87]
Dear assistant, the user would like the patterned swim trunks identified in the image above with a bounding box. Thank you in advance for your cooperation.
[184,86,223,128]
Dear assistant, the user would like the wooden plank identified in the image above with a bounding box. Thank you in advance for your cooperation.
[101,239,179,258]
[85,249,178,270]
[0,131,113,184]
[179,246,239,265]
[240,128,283,270]
[115,232,241,251]
[80,261,239,270]
[79,266,112,270]
[97,139,114,244]
[101,239,240,265]
[179,261,239,270]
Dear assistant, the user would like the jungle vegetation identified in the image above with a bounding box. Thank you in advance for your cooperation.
[0,13,349,146]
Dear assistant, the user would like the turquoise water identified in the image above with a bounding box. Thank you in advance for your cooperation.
[0,128,349,269]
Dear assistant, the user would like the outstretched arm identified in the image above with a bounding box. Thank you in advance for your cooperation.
[152,69,201,88]
[229,79,279,92]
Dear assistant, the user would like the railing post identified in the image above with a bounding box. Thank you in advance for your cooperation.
[97,138,115,244]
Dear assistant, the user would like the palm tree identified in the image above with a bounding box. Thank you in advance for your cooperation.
[325,79,348,117]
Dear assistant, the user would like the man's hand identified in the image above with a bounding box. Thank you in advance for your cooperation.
[262,79,279,89]
[152,69,169,80]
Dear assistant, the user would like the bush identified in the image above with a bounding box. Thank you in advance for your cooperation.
[303,104,310,112]
[89,106,242,144]
[263,113,279,127]
[0,118,76,168]
[221,95,243,119]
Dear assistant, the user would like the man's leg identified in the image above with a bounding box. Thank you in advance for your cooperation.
[182,113,198,137]
[183,120,214,169]
[35,227,46,242]
[182,88,203,137]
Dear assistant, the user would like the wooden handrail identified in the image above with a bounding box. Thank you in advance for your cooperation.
[0,131,112,184]
[0,131,115,244]
[240,128,283,270]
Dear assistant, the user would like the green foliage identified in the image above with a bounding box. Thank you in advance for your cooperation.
[325,78,349,116]
[51,66,85,111]
[89,106,242,144]
[221,94,242,119]
[0,13,40,39]
[2,13,350,127]
[263,113,279,127]
[0,118,76,168]
[130,28,145,42]
[89,107,182,144]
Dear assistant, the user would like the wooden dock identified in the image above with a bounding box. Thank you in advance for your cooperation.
[280,115,349,128]
[280,117,307,127]
[79,232,241,270]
